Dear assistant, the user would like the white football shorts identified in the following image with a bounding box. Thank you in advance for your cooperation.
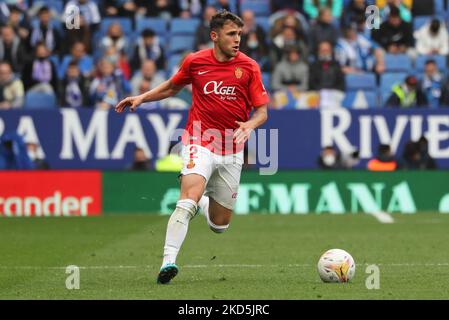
[180,144,243,210]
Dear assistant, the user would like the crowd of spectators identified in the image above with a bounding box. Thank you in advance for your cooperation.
[1,0,449,110]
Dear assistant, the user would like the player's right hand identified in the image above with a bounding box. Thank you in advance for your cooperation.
[115,96,143,113]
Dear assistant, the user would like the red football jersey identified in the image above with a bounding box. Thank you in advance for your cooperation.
[171,49,269,155]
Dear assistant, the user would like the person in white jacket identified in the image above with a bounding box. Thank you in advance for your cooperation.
[414,18,449,56]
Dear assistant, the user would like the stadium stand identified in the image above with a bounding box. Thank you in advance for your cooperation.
[0,0,448,110]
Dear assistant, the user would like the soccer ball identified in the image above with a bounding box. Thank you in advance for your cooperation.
[317,249,355,283]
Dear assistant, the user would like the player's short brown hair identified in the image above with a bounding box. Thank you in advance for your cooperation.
[210,10,244,31]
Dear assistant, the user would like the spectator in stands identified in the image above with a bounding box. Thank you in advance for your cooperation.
[411,0,435,16]
[103,0,137,18]
[335,24,385,74]
[239,10,269,71]
[386,75,427,108]
[271,26,308,67]
[318,146,342,169]
[103,45,131,80]
[272,0,302,11]
[100,22,129,56]
[131,28,165,72]
[194,6,216,50]
[209,0,235,12]
[0,61,24,109]
[371,5,414,54]
[0,132,34,170]
[402,138,436,170]
[130,59,165,96]
[145,0,181,19]
[341,149,360,169]
[29,6,61,55]
[59,41,94,80]
[128,146,151,171]
[26,141,49,169]
[179,0,203,18]
[60,61,89,108]
[63,0,101,53]
[0,25,27,73]
[272,46,309,92]
[89,58,130,110]
[420,59,446,109]
[340,0,368,29]
[417,136,437,168]
[309,41,345,92]
[414,18,449,56]
[303,0,343,20]
[378,0,412,23]
[270,11,308,40]
[22,42,58,95]
[367,144,397,171]
[308,7,339,56]
[2,5,30,44]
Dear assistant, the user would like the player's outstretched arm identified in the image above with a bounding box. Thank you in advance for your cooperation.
[234,104,268,144]
[115,79,183,113]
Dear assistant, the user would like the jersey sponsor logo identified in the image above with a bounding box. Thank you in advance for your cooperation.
[203,81,236,96]
[198,70,211,75]
[234,67,243,79]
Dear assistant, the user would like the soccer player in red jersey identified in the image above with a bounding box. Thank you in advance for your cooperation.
[115,10,269,284]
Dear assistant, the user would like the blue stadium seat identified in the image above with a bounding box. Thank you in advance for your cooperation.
[240,0,271,17]
[167,54,183,76]
[415,54,447,72]
[262,72,271,92]
[167,35,195,54]
[24,91,57,109]
[413,16,432,30]
[207,0,238,13]
[170,18,200,35]
[135,18,167,36]
[384,54,412,72]
[255,17,270,34]
[99,17,133,37]
[343,90,378,108]
[345,73,377,90]
[380,72,408,104]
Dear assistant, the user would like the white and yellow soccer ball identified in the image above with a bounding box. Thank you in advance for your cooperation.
[317,249,356,283]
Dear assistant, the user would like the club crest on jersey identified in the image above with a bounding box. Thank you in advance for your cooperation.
[186,160,195,169]
[234,67,243,79]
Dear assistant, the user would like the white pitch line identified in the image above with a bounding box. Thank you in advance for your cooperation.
[368,211,395,224]
[1,263,449,270]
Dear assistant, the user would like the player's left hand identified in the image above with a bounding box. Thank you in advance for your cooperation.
[233,121,254,144]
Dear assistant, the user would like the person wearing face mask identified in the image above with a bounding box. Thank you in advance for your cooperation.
[239,10,268,70]
[318,146,342,170]
[309,41,345,92]
[414,18,449,56]
[100,22,129,57]
[21,41,58,94]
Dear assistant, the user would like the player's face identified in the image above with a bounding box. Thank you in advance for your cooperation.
[214,22,242,59]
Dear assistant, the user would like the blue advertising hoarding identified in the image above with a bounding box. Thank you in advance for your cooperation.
[0,108,448,169]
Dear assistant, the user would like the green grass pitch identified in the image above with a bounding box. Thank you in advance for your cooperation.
[1,213,449,299]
